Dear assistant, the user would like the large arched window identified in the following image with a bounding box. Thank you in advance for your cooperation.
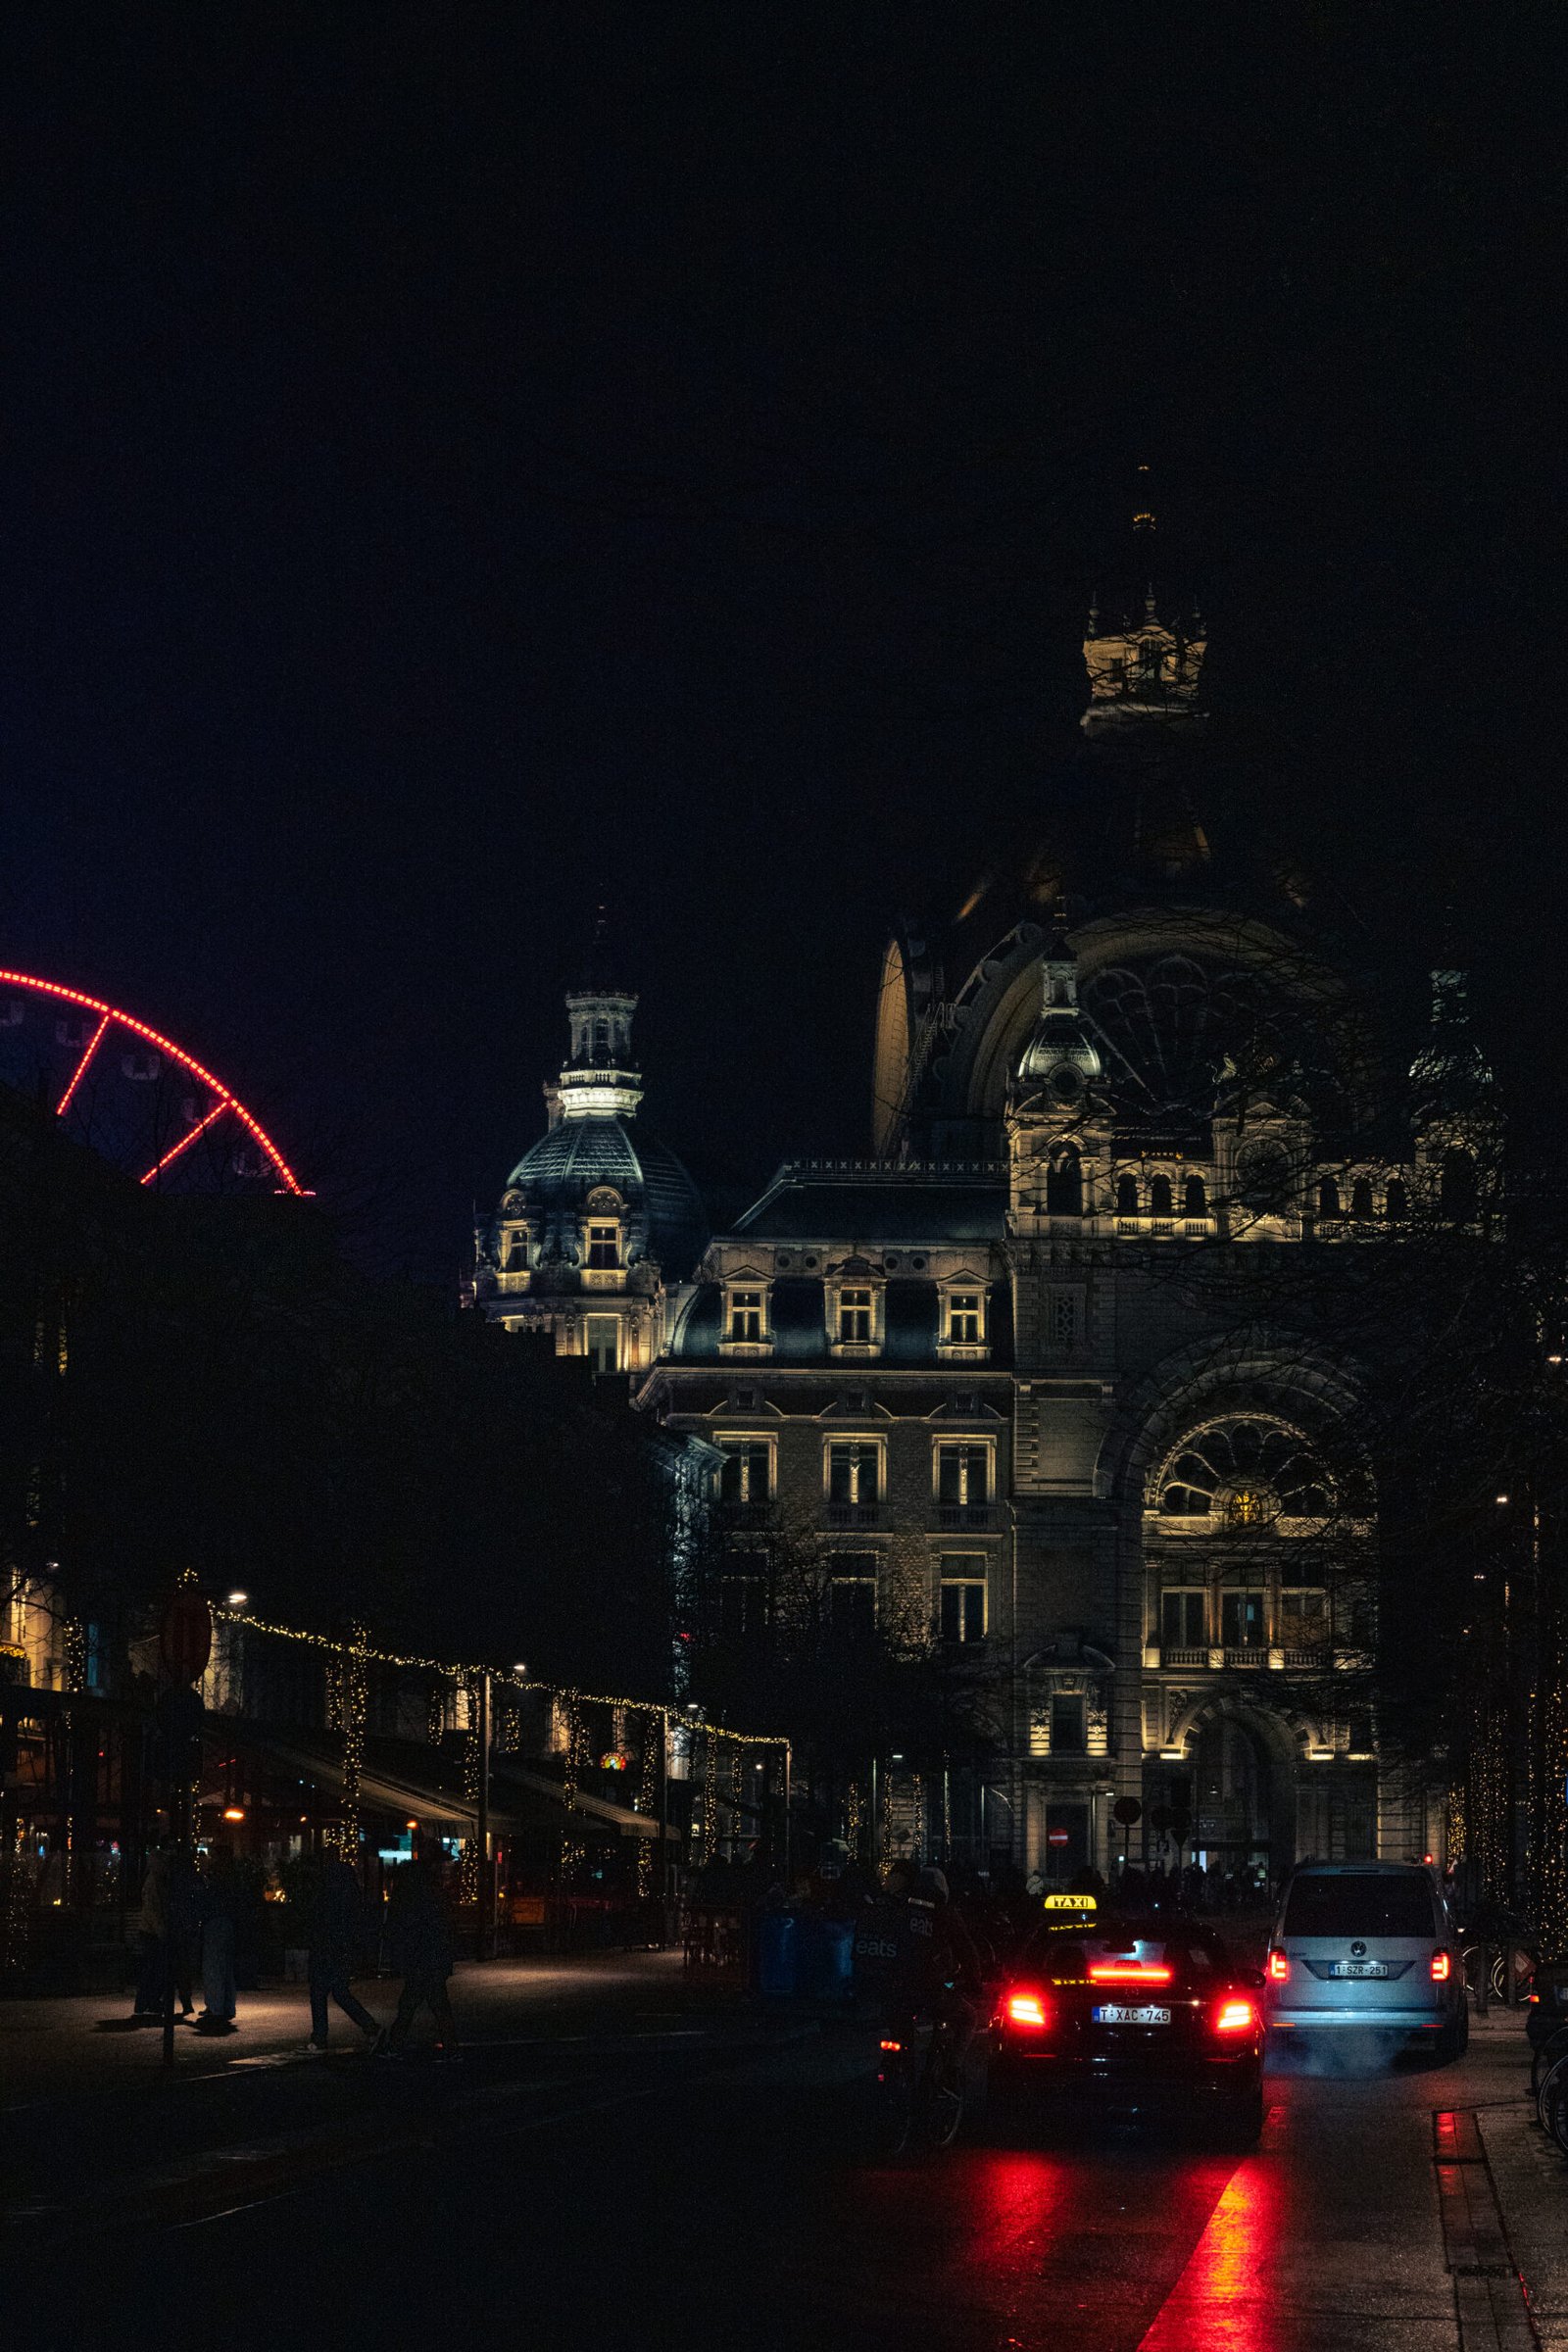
[1386,1175,1409,1222]
[1117,1174,1139,1216]
[1047,1145,1083,1216]
[1317,1176,1341,1219]
[1183,1174,1207,1216]
[1156,1418,1332,1525]
[1150,1173,1174,1216]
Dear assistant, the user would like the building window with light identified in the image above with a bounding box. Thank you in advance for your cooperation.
[504,1224,529,1272]
[935,1440,991,1508]
[586,1222,620,1269]
[825,1439,881,1508]
[940,1562,987,1643]
[947,1292,982,1344]
[839,1287,873,1345]
[718,1439,773,1506]
[719,1274,772,1352]
[729,1290,764,1342]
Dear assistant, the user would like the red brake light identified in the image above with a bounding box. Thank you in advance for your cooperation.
[1267,1949,1289,1983]
[1005,1989,1050,2030]
[1213,1998,1257,2034]
[1087,1963,1174,1984]
[1431,1952,1450,1983]
[878,2037,903,2051]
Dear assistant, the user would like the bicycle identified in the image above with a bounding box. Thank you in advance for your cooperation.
[872,2002,968,2157]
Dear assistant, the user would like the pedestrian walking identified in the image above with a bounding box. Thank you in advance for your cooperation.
[197,1842,240,2033]
[166,1843,203,2017]
[302,1852,385,2054]
[385,1855,458,2057]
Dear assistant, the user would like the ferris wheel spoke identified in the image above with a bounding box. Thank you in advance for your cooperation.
[56,1011,111,1115]
[139,1100,229,1187]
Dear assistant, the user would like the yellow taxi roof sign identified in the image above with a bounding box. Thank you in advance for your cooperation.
[1043,1891,1097,1912]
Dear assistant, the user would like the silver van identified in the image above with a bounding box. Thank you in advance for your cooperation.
[1265,1862,1467,2058]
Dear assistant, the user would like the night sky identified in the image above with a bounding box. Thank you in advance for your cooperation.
[2,13,1562,1277]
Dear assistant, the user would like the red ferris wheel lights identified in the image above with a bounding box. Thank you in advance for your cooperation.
[0,968,305,1195]
[56,1010,111,1116]
[139,1101,227,1187]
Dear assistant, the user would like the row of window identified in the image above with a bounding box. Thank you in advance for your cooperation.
[717,1436,995,1509]
[1157,1584,1360,1650]
[502,1219,623,1272]
[716,1555,990,1645]
[725,1286,988,1348]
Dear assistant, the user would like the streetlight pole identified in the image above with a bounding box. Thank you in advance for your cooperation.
[477,1669,492,1961]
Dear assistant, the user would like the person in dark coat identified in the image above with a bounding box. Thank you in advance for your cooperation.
[303,1853,385,2053]
[197,1842,240,2032]
[385,1856,458,2056]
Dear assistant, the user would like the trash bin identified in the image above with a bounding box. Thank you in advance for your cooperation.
[757,1909,799,1997]
[800,1914,855,2003]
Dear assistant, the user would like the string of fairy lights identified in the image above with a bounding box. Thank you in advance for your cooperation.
[196,1604,788,1886]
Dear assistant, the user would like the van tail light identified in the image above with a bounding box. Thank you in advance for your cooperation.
[1267,1948,1289,1983]
[1213,1998,1258,2035]
[1431,1952,1451,1984]
[1004,1988,1050,2031]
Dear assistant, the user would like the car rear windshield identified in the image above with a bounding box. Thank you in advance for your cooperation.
[1283,1875,1435,1938]
[1027,1928,1221,1981]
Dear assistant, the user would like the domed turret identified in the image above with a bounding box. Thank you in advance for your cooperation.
[1013,908,1103,1109]
[472,923,707,1374]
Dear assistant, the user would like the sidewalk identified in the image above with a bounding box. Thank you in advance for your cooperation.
[1468,2008,1568,2351]
[0,1949,686,2105]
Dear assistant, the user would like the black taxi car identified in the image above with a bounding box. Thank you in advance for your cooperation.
[989,1915,1266,2146]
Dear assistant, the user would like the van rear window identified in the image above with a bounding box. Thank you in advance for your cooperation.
[1284,1875,1435,1937]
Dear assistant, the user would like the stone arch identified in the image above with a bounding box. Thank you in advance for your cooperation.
[1164,1690,1321,1884]
[1095,1330,1367,1511]
[953,906,1348,1126]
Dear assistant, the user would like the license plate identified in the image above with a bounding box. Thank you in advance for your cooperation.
[1329,1962,1388,1978]
[1093,2003,1171,2025]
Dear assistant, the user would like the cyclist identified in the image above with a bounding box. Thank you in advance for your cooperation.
[874,1862,985,2069]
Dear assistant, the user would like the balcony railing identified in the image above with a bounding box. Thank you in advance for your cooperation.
[826,1501,881,1530]
[718,1500,772,1530]
[1160,1646,1211,1668]
[934,1503,996,1532]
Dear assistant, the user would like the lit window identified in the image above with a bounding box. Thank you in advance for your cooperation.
[1220,1588,1266,1648]
[940,1568,986,1643]
[585,1316,619,1374]
[719,1441,772,1505]
[729,1290,764,1342]
[826,1440,880,1506]
[839,1287,874,1345]
[946,1292,983,1345]
[935,1442,990,1506]
[586,1223,619,1270]
[1281,1586,1327,1642]
[504,1225,529,1270]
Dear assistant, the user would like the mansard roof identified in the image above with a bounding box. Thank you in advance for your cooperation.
[734,1159,1006,1244]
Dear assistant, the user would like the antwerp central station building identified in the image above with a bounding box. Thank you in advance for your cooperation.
[475,567,1480,1889]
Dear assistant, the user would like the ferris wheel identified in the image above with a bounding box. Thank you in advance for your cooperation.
[0,969,304,1195]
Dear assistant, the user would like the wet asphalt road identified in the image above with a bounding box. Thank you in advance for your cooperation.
[3,1972,1533,2352]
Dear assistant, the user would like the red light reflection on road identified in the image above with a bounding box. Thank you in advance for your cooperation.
[1137,2152,1282,2350]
